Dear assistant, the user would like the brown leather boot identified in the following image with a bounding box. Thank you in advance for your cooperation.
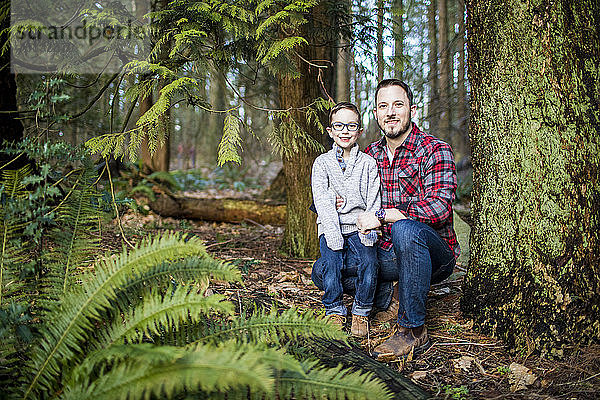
[373,325,429,362]
[350,314,369,337]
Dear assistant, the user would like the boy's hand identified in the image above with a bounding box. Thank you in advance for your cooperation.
[356,212,381,234]
[335,195,344,210]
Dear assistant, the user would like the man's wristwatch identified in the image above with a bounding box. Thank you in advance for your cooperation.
[375,208,386,225]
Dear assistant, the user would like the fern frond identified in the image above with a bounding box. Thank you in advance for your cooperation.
[48,163,100,296]
[21,232,207,399]
[61,344,274,400]
[277,361,393,400]
[0,165,32,306]
[194,307,348,347]
[121,257,241,294]
[98,287,234,348]
[217,113,243,166]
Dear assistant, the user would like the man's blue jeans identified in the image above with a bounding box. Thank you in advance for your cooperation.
[312,220,455,327]
[312,232,378,316]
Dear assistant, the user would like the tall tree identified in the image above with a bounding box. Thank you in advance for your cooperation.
[0,0,24,165]
[462,0,600,356]
[376,0,385,81]
[277,3,333,258]
[427,0,439,134]
[139,0,171,172]
[456,0,468,160]
[207,66,227,162]
[336,40,350,101]
[437,0,450,142]
[392,0,404,79]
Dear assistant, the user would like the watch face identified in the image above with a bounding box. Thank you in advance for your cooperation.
[375,209,385,221]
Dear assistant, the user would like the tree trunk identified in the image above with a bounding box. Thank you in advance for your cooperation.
[427,0,438,134]
[207,64,226,162]
[336,38,350,101]
[139,0,170,173]
[456,0,469,161]
[277,4,332,258]
[0,7,26,167]
[462,0,600,356]
[376,0,385,81]
[393,0,404,79]
[437,0,450,142]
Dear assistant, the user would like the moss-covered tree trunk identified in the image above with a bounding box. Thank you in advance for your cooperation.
[462,0,600,356]
[277,4,332,258]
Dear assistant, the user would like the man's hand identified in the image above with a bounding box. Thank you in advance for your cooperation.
[356,212,381,234]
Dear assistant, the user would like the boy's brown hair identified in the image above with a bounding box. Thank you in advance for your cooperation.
[328,102,362,127]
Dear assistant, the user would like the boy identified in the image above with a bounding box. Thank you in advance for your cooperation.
[311,102,381,337]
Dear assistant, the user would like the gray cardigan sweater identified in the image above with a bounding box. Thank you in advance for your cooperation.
[311,144,381,250]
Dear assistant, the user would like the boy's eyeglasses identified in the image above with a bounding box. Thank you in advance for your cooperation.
[331,122,361,132]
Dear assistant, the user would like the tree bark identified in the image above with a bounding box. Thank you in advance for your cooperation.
[462,0,600,356]
[437,0,450,143]
[277,4,332,258]
[139,0,170,173]
[336,38,350,101]
[393,0,404,79]
[427,0,439,134]
[456,0,469,161]
[150,194,285,225]
[207,63,226,163]
[376,0,385,81]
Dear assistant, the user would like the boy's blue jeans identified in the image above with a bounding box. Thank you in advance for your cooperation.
[312,220,455,326]
[312,232,378,316]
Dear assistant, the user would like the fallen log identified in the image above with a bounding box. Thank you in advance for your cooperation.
[149,193,286,225]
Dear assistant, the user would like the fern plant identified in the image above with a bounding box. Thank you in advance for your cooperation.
[1,231,392,399]
[0,165,32,305]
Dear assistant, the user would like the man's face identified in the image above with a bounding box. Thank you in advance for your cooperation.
[373,85,416,139]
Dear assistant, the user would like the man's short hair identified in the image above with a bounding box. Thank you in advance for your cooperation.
[374,79,413,107]
[328,101,362,127]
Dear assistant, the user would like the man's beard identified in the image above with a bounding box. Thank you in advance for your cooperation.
[377,118,412,139]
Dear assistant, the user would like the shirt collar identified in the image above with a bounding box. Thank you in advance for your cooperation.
[333,143,359,158]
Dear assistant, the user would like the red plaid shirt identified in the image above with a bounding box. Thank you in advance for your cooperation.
[365,124,460,258]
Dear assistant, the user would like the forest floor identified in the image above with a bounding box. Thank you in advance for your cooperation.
[107,210,599,400]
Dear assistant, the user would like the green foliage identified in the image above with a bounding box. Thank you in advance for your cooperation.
[218,113,243,166]
[171,166,258,192]
[0,165,32,304]
[1,230,392,399]
[268,99,329,160]
[443,385,470,400]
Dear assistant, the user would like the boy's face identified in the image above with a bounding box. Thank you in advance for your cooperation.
[327,108,363,150]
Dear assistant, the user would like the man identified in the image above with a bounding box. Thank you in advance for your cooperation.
[312,79,459,360]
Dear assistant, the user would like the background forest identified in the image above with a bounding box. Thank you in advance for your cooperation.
[1,0,599,399]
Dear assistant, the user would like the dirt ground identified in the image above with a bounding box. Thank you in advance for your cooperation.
[113,214,600,400]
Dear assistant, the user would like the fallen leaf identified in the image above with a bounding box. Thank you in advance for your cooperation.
[276,271,298,282]
[452,356,475,372]
[410,371,428,380]
[509,362,537,392]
